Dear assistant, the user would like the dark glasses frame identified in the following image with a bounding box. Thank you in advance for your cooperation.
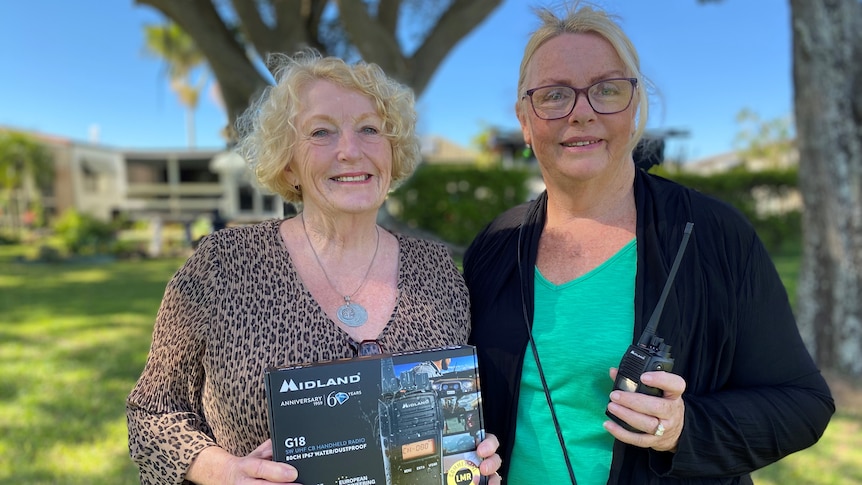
[349,338,385,357]
[522,77,638,119]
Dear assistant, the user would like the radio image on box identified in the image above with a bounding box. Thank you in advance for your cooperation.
[379,358,443,484]
[264,345,488,485]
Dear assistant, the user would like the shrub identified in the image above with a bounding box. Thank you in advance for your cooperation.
[53,209,118,256]
[0,231,20,245]
[654,165,801,253]
[388,163,532,248]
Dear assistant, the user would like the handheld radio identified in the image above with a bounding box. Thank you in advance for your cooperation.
[379,360,444,484]
[606,222,693,433]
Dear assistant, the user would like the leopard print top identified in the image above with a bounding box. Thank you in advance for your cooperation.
[126,219,470,484]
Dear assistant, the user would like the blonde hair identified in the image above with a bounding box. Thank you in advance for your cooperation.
[235,50,421,203]
[518,4,650,154]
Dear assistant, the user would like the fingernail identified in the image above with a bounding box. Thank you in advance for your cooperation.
[610,391,620,401]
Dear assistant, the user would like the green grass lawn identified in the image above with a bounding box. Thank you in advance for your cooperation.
[0,243,859,484]
[0,245,187,484]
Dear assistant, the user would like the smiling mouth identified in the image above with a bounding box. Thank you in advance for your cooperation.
[562,140,601,147]
[332,175,371,182]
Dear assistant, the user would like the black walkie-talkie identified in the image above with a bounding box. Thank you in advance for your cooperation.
[606,222,693,433]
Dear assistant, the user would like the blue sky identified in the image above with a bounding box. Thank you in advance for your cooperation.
[0,0,792,162]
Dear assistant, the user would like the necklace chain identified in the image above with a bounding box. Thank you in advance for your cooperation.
[301,213,380,305]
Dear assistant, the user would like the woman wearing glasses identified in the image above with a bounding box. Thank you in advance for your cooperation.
[126,51,502,485]
[464,5,833,484]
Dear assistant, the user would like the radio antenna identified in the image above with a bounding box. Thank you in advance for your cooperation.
[638,222,694,346]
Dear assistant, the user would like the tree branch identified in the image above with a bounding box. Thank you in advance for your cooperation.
[377,0,400,34]
[408,0,502,95]
[336,0,407,79]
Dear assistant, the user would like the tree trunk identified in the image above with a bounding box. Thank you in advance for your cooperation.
[791,0,862,375]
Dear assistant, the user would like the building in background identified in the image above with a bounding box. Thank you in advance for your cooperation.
[10,129,284,226]
[5,128,479,227]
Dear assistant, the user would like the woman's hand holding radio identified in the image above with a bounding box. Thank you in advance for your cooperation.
[604,368,687,453]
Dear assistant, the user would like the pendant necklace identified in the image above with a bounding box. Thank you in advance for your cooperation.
[302,214,380,327]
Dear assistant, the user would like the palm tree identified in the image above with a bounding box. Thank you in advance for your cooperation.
[0,131,54,234]
[144,22,209,148]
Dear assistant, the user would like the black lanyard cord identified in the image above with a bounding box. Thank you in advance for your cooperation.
[517,220,578,485]
[526,330,578,484]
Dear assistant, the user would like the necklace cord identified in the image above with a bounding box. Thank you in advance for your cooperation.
[301,213,381,303]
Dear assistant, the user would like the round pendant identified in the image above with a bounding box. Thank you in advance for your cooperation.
[337,302,368,327]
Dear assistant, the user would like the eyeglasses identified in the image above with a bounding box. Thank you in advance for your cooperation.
[349,339,385,357]
[522,78,637,120]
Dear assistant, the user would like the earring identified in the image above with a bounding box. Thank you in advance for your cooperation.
[522,144,533,159]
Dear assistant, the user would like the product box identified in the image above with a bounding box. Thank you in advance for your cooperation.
[264,345,488,485]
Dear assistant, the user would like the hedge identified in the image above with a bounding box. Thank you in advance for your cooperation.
[389,162,800,256]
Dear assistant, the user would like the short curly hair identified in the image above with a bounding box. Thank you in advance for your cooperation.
[234,50,421,204]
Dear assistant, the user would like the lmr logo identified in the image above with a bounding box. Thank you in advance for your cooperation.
[279,373,361,392]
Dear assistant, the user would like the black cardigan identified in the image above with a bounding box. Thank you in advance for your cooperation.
[464,169,834,484]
